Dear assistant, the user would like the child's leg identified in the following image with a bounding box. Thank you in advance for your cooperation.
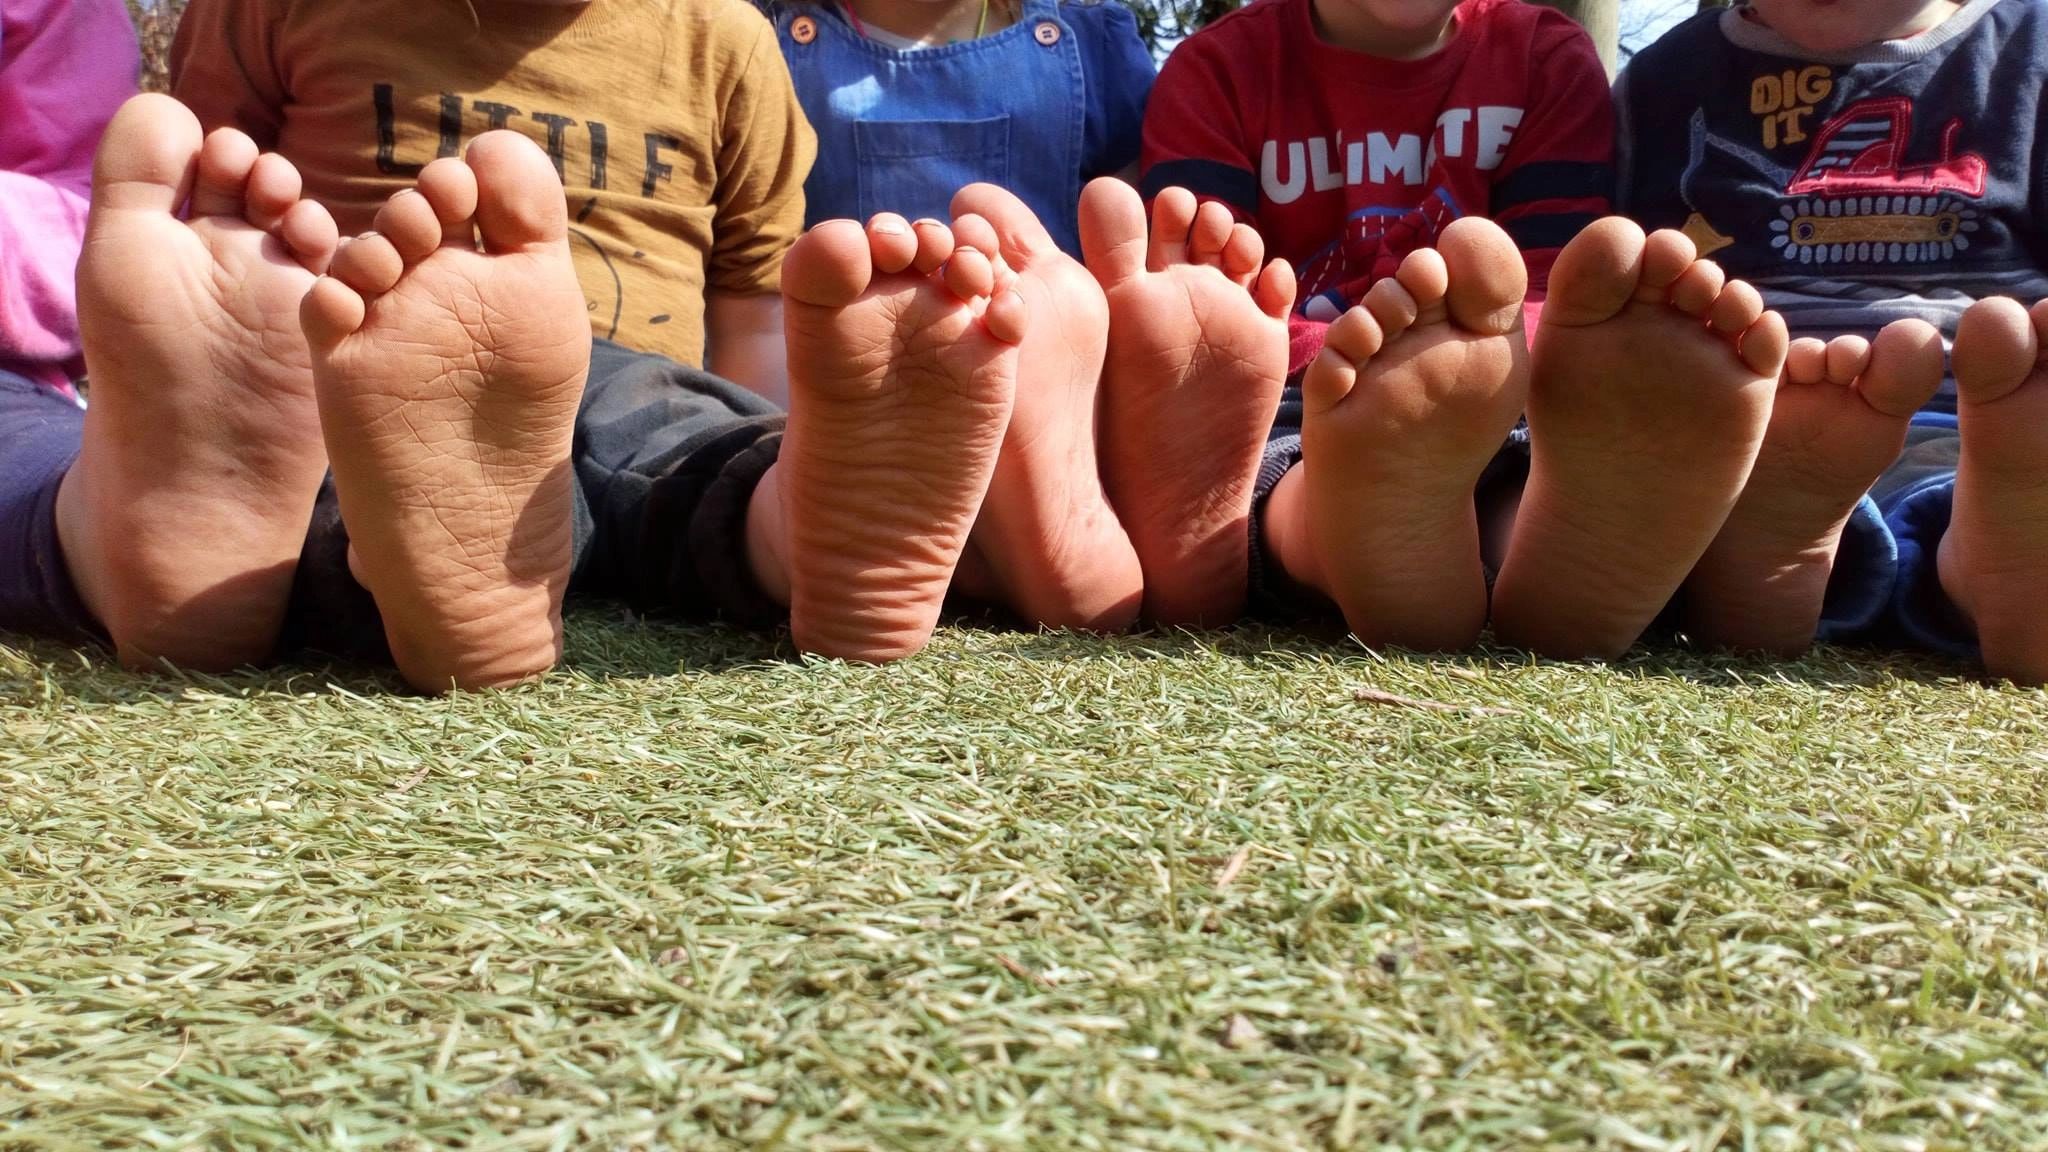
[946,185,1142,632]
[1684,320,1943,653]
[1259,218,1530,651]
[0,376,94,639]
[1490,219,1787,659]
[1938,297,2048,684]
[300,131,589,692]
[1081,179,1295,626]
[776,214,1026,661]
[55,94,337,670]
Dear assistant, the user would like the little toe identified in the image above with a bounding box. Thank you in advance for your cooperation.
[242,152,304,231]
[1187,200,1235,267]
[982,282,1028,345]
[1302,305,1383,413]
[1737,308,1789,376]
[189,128,260,219]
[328,233,405,297]
[1952,296,2038,405]
[866,214,919,275]
[301,275,368,349]
[1667,259,1725,318]
[1859,319,1944,417]
[372,188,447,267]
[1147,187,1198,271]
[1253,259,1297,320]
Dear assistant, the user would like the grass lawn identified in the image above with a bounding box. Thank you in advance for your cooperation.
[4,615,2047,1150]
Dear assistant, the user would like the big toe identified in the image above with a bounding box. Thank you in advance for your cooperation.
[1860,318,1945,417]
[783,219,876,309]
[464,130,567,253]
[1541,216,1650,329]
[952,182,1056,268]
[1079,176,1149,290]
[1435,216,1527,335]
[1953,296,2041,406]
[91,93,205,215]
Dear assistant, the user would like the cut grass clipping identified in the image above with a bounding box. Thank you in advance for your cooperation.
[5,615,2048,1150]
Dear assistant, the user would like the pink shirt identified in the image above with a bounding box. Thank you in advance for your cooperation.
[0,0,138,392]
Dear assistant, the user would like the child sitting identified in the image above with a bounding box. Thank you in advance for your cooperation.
[0,0,1130,691]
[771,0,1158,632]
[0,0,137,636]
[774,0,1154,256]
[1126,0,1795,662]
[1621,0,2048,684]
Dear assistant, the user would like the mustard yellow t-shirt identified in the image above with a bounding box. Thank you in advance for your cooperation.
[171,0,815,367]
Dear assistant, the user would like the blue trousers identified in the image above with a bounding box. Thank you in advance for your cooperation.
[0,341,786,660]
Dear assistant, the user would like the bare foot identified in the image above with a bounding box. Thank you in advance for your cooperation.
[1686,320,1942,653]
[779,215,1026,661]
[1084,179,1295,626]
[1491,218,1787,659]
[1280,217,1528,650]
[1940,297,2048,685]
[949,185,1143,631]
[300,132,589,692]
[57,94,338,670]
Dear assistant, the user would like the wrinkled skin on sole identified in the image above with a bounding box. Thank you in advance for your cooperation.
[1083,179,1295,627]
[1288,216,1529,651]
[59,94,338,671]
[300,131,589,692]
[1940,297,2048,685]
[780,214,1026,662]
[1492,218,1787,660]
[1685,319,1942,654]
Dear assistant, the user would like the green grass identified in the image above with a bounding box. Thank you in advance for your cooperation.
[4,616,2048,1150]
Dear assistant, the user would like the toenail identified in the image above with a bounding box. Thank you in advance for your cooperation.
[912,218,943,230]
[874,219,907,235]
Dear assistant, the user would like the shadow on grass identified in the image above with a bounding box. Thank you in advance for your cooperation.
[3,606,1980,707]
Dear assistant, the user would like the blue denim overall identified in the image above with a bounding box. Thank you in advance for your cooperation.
[778,0,1089,254]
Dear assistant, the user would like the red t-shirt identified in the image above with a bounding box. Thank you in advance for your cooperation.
[1142,0,1613,329]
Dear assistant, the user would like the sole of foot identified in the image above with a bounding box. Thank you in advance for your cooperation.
[1083,179,1295,627]
[949,185,1142,631]
[779,215,1026,662]
[57,94,338,671]
[1685,319,1942,653]
[301,131,590,693]
[1491,218,1787,659]
[1288,216,1529,651]
[1940,297,2048,685]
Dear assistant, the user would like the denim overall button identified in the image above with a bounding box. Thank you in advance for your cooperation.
[791,15,818,43]
[1033,20,1061,45]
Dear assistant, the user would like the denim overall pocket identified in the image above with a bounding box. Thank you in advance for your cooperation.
[852,115,1013,225]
